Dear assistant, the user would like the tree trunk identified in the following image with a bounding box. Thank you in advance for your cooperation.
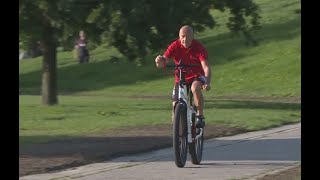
[41,26,58,105]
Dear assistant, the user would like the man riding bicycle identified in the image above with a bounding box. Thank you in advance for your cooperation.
[154,25,212,128]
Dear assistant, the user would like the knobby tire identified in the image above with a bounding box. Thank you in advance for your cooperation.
[173,103,188,167]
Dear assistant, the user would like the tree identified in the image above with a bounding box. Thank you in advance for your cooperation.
[88,0,261,64]
[19,0,99,105]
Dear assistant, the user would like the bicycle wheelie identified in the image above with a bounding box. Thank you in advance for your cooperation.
[154,25,212,167]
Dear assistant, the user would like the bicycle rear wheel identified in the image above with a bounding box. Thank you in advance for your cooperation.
[173,103,188,167]
[189,108,204,164]
[189,127,204,164]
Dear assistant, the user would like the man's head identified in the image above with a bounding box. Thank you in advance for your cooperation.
[179,25,194,48]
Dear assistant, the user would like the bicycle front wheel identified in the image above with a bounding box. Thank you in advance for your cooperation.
[173,103,188,168]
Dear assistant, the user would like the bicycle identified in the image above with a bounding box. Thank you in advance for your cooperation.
[166,60,204,168]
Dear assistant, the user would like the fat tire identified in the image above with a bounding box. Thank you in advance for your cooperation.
[173,103,188,167]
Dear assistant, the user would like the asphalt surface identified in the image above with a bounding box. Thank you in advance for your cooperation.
[20,122,301,180]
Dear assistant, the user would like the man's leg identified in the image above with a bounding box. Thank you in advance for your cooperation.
[191,80,204,115]
[191,80,205,128]
[84,55,89,63]
[84,50,89,63]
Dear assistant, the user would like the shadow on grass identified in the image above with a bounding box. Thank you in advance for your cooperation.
[19,59,164,95]
[19,17,300,95]
[202,17,300,65]
[19,136,172,158]
[205,99,301,111]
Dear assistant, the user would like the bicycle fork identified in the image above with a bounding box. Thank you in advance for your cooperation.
[186,104,194,143]
[178,84,203,144]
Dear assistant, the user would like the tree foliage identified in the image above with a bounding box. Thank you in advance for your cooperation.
[19,0,101,51]
[212,0,261,45]
[85,0,261,64]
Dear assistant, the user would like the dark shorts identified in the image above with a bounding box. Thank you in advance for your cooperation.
[172,75,206,101]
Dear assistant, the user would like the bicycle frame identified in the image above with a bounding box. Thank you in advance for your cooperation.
[176,63,203,144]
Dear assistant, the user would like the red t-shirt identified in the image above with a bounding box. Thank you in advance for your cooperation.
[164,39,208,84]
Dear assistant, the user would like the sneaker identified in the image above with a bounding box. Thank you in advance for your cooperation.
[195,115,206,128]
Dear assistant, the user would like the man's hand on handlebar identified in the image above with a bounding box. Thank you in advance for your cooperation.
[155,55,166,68]
[202,83,211,91]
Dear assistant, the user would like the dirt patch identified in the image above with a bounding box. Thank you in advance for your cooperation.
[257,165,301,180]
[19,124,247,177]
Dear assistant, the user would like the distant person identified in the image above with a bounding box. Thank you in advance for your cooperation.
[154,25,212,128]
[74,30,90,64]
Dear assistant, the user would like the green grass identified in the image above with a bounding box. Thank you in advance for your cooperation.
[19,95,300,144]
[19,0,301,144]
[19,95,171,143]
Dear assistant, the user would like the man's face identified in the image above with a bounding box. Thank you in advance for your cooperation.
[179,29,193,48]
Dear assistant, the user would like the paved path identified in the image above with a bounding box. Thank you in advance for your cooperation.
[20,123,301,180]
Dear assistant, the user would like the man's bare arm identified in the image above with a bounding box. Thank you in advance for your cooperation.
[201,60,212,91]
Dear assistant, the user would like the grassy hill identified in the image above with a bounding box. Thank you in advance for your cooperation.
[19,0,301,143]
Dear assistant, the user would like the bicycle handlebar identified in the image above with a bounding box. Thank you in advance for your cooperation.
[165,63,199,68]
